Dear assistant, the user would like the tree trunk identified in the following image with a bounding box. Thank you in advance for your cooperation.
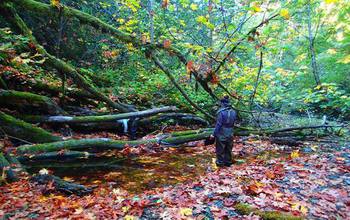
[0,89,64,115]
[0,152,18,183]
[18,151,95,162]
[0,111,62,143]
[307,0,321,86]
[139,113,209,127]
[150,54,214,120]
[148,0,154,44]
[31,174,92,196]
[20,106,177,124]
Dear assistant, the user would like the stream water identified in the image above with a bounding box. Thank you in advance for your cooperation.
[25,147,214,194]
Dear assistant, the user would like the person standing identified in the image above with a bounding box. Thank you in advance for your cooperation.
[210,96,237,167]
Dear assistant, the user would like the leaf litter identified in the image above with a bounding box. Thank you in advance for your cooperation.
[1,136,349,219]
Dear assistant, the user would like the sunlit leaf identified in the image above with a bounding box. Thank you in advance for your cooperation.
[291,150,300,159]
[190,3,198,10]
[180,208,192,216]
[50,0,60,7]
[280,9,290,19]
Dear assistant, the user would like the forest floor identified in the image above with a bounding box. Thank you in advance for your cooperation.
[1,130,349,220]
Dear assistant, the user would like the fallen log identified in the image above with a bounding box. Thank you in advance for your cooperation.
[17,151,94,162]
[0,111,62,143]
[0,89,64,115]
[16,130,213,154]
[16,123,340,154]
[270,124,344,134]
[1,73,96,100]
[0,152,18,183]
[20,106,178,124]
[17,138,155,154]
[139,113,209,127]
[31,174,93,196]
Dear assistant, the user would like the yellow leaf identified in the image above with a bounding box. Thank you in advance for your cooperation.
[196,16,207,23]
[180,208,192,216]
[50,0,60,7]
[251,3,261,12]
[291,150,300,159]
[190,3,198,10]
[124,215,135,220]
[280,9,290,19]
[311,145,318,151]
[325,0,338,4]
[300,205,308,215]
[63,176,73,182]
[326,48,337,54]
[122,206,130,213]
[74,207,84,215]
[337,54,350,64]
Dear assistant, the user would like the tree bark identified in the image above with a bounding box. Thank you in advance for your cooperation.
[0,152,18,183]
[31,174,92,196]
[20,106,177,124]
[139,113,209,127]
[150,54,214,120]
[0,89,64,115]
[307,0,321,85]
[0,111,62,143]
[18,151,95,162]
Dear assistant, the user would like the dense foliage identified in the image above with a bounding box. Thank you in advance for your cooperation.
[1,0,349,118]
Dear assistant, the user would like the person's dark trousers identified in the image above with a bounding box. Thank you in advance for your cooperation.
[129,117,139,140]
[215,137,233,166]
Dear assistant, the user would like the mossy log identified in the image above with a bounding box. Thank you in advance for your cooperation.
[31,174,92,196]
[1,72,96,99]
[1,74,98,106]
[0,111,62,143]
[15,122,334,154]
[0,89,64,115]
[0,152,18,183]
[234,203,304,220]
[17,151,95,162]
[140,112,209,127]
[16,129,214,154]
[20,106,178,124]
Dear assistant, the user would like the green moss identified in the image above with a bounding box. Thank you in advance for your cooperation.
[0,111,61,143]
[0,152,18,182]
[234,203,304,220]
[0,90,63,114]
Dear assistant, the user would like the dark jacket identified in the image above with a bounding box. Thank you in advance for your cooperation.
[213,107,236,140]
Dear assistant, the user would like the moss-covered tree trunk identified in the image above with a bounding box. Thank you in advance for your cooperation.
[0,111,62,143]
[0,89,64,114]
[19,106,178,124]
[0,152,18,183]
